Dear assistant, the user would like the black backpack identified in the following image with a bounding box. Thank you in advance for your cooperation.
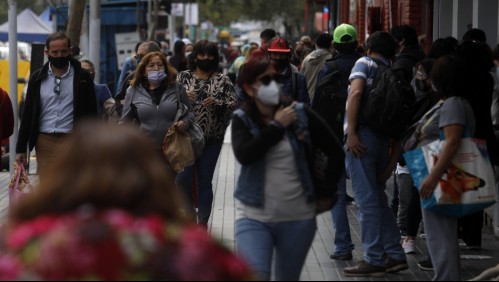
[311,59,350,140]
[360,58,416,139]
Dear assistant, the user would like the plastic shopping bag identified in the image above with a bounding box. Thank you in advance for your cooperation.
[8,163,33,210]
[403,137,496,217]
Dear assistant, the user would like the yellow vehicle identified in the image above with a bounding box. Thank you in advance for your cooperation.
[0,59,30,112]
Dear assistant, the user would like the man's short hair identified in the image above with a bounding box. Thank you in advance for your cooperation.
[390,25,419,46]
[462,28,487,43]
[260,28,276,42]
[315,33,332,49]
[366,31,399,59]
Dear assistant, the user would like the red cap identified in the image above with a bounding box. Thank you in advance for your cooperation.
[267,37,290,53]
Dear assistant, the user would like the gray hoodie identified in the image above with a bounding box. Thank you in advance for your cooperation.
[300,48,332,101]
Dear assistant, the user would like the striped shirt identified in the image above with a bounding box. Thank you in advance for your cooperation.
[343,56,391,137]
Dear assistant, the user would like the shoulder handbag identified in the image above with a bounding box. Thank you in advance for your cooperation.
[173,84,205,157]
[401,100,443,152]
[403,131,496,217]
[162,125,196,172]
[295,103,340,214]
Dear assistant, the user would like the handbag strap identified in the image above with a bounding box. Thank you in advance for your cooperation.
[413,100,444,137]
[173,83,183,123]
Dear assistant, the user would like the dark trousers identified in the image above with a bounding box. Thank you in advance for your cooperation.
[406,185,422,237]
[458,211,483,247]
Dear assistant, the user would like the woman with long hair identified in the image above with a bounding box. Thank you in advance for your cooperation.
[176,40,238,226]
[120,51,195,172]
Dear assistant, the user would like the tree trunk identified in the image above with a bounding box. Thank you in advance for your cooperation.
[66,0,86,57]
[147,0,159,41]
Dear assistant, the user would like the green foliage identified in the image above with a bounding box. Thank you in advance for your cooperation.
[197,0,305,29]
[0,0,47,26]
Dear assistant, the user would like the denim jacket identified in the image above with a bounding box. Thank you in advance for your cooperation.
[232,103,315,208]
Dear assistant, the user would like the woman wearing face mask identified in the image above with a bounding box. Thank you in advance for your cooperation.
[120,51,195,172]
[176,40,238,226]
[231,54,342,281]
[398,58,441,256]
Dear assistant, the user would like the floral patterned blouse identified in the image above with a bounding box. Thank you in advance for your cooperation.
[0,209,254,281]
[177,71,238,143]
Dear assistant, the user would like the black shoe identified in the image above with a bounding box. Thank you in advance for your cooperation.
[346,194,355,204]
[466,245,481,250]
[330,252,353,260]
[385,257,409,273]
[417,258,434,271]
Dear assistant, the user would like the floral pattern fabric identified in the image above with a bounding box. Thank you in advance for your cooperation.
[0,209,253,281]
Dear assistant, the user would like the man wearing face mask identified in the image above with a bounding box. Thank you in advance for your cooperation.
[16,31,97,180]
[397,58,440,256]
[266,37,310,106]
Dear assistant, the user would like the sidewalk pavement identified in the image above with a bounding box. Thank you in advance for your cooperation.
[1,131,498,280]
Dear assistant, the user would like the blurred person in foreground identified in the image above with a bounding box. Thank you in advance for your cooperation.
[0,122,254,281]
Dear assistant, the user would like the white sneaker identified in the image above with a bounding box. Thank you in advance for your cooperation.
[402,240,416,254]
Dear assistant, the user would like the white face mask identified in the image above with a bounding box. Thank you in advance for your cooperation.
[255,80,280,106]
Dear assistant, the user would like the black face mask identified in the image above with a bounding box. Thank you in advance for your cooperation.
[49,56,70,69]
[197,59,218,72]
[273,59,289,71]
[415,79,430,92]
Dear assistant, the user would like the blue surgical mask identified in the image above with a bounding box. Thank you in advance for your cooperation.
[147,70,167,85]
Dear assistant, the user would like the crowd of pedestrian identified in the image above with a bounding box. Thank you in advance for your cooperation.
[3,23,499,281]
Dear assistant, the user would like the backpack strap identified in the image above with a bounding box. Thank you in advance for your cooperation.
[323,57,340,76]
[291,71,299,100]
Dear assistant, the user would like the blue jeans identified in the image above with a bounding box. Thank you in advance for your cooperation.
[235,217,317,281]
[330,170,354,255]
[176,142,223,225]
[345,126,405,266]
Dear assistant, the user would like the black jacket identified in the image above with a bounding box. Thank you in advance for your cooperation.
[394,45,426,79]
[16,57,98,153]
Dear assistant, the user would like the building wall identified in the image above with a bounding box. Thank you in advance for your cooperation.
[433,0,499,48]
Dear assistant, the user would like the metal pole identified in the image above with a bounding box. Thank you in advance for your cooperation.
[8,0,18,176]
[148,0,152,38]
[89,0,101,81]
[169,13,175,47]
[327,0,331,33]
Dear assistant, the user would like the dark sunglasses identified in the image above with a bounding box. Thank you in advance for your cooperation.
[54,76,61,95]
[258,74,283,85]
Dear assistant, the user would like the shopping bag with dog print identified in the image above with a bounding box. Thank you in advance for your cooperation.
[403,137,496,217]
